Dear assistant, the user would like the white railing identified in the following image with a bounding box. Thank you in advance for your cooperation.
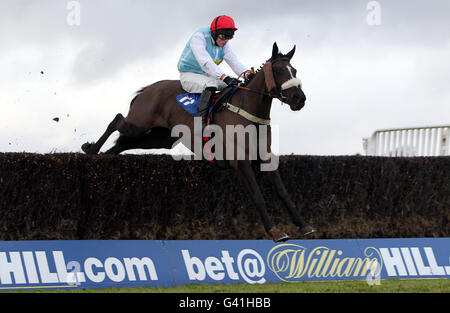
[363,125,450,157]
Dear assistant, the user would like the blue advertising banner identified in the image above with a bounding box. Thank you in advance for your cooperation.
[0,238,449,290]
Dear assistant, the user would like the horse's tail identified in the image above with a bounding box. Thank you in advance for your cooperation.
[129,85,150,108]
[129,80,173,108]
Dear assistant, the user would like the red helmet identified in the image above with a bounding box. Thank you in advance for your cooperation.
[210,15,238,32]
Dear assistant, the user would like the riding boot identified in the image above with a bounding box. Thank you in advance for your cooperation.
[197,87,217,131]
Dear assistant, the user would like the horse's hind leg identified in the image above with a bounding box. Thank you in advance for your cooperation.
[82,113,125,154]
[104,127,177,155]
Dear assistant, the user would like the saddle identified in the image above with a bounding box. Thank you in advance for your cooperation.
[176,86,237,123]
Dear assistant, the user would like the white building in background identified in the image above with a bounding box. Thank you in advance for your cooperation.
[363,125,450,157]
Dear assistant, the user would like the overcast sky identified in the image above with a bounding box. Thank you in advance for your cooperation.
[0,0,449,156]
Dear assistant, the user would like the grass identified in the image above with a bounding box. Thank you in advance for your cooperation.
[5,279,449,293]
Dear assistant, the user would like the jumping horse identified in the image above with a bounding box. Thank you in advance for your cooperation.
[82,42,315,242]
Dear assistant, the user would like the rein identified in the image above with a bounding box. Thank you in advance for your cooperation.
[234,85,287,100]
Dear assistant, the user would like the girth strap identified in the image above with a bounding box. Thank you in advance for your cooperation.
[224,102,271,125]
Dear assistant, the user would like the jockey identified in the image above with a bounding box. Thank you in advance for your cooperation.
[178,15,249,131]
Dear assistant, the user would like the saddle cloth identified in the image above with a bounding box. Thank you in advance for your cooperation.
[176,87,237,123]
[176,87,237,164]
[176,93,203,116]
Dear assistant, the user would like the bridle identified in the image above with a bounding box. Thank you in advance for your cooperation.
[223,58,303,125]
[235,58,301,102]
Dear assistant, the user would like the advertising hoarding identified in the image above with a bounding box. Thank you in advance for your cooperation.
[0,238,448,290]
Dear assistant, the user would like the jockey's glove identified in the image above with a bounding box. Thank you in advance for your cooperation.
[246,72,256,81]
[223,76,240,87]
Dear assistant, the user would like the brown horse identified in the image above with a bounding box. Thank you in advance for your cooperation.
[82,42,315,242]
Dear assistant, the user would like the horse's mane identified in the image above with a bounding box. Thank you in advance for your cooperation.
[243,53,285,86]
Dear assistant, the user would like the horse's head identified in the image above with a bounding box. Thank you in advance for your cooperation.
[266,42,306,111]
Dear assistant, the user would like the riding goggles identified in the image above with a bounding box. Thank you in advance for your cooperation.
[217,29,235,40]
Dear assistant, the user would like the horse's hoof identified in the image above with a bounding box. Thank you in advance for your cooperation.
[300,225,316,236]
[269,227,290,243]
[81,142,98,155]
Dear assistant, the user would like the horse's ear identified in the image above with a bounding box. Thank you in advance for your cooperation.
[272,42,279,59]
[285,45,296,60]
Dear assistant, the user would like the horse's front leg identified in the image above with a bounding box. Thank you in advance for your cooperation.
[268,169,315,236]
[235,160,289,242]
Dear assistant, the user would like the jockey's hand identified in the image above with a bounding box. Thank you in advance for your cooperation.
[223,76,240,87]
[246,72,256,81]
[242,69,255,81]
